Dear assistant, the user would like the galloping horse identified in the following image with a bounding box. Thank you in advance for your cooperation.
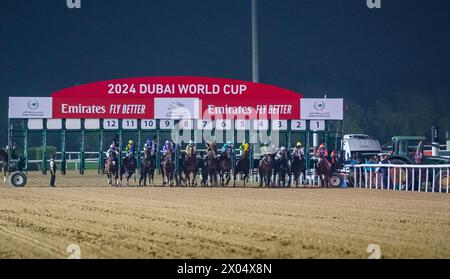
[291,150,306,187]
[161,150,175,187]
[234,148,250,187]
[183,147,198,187]
[0,149,8,184]
[206,150,219,187]
[105,152,120,187]
[139,149,155,187]
[121,153,137,186]
[316,155,332,188]
[274,153,290,187]
[219,147,232,186]
[259,154,274,187]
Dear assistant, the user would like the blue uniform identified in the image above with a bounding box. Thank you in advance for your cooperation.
[221,143,234,154]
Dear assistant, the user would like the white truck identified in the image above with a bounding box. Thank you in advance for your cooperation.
[341,134,382,161]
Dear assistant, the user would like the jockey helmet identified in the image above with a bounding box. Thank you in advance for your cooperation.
[331,150,336,156]
[189,140,194,145]
[320,143,325,148]
[296,141,302,147]
[146,139,151,144]
[280,146,286,151]
[128,140,134,145]
[110,144,115,149]
[165,140,170,145]
[227,140,233,145]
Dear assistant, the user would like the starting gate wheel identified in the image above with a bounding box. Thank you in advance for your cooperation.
[329,173,344,188]
[9,171,27,187]
[437,171,449,191]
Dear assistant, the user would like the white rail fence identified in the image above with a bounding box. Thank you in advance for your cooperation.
[349,164,450,194]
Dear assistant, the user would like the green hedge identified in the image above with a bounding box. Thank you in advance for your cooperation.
[28,146,57,160]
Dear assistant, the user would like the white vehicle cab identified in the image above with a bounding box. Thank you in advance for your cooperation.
[342,134,382,161]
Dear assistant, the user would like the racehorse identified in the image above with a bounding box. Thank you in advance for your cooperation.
[291,150,306,187]
[198,152,208,187]
[206,150,219,187]
[161,150,175,187]
[316,156,332,188]
[259,154,274,187]
[183,147,198,187]
[139,149,155,187]
[234,148,250,187]
[105,152,120,187]
[274,153,290,187]
[219,147,232,186]
[121,153,137,186]
[0,149,8,184]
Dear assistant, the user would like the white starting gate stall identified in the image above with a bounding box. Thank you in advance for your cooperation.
[6,76,344,187]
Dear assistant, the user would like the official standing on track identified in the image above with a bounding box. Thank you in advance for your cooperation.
[50,154,57,187]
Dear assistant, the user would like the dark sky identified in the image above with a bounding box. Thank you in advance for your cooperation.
[1,0,449,106]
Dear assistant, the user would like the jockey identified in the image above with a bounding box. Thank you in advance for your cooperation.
[143,138,154,155]
[330,150,340,170]
[185,140,197,158]
[275,146,288,160]
[260,141,274,156]
[415,141,424,164]
[106,143,119,158]
[221,140,234,154]
[161,140,174,156]
[292,141,305,158]
[239,141,251,156]
[259,141,274,166]
[330,150,337,163]
[125,140,136,157]
[316,143,328,158]
[206,140,217,154]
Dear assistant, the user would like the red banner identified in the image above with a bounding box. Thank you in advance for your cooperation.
[51,77,303,119]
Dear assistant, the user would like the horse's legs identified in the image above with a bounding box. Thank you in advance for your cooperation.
[212,172,217,187]
[169,170,174,187]
[139,170,143,186]
[287,169,292,187]
[226,171,231,186]
[213,172,218,187]
[192,171,197,187]
[2,167,6,184]
[142,170,147,187]
[185,172,190,187]
[127,172,132,187]
[150,168,154,186]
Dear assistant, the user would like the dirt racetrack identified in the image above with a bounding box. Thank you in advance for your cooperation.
[1,171,450,259]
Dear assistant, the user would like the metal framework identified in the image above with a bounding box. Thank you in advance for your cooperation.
[7,118,343,176]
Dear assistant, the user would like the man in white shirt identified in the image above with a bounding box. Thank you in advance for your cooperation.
[49,154,57,187]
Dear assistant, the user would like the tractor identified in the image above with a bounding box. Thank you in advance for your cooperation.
[0,155,27,187]
[385,136,450,191]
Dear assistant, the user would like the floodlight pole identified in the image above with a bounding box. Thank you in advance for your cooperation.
[252,0,259,83]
